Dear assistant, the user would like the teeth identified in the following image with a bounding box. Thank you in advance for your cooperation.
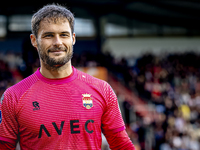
[51,50,64,52]
[48,49,66,53]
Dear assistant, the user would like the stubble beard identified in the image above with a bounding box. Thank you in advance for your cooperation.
[38,44,73,71]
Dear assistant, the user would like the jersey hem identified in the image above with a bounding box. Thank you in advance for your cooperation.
[0,137,16,144]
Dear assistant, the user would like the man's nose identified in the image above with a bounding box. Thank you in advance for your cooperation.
[53,35,62,46]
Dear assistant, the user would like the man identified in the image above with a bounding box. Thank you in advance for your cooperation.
[0,4,135,149]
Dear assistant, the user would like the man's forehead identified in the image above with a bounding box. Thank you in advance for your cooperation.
[41,17,69,25]
[38,18,71,33]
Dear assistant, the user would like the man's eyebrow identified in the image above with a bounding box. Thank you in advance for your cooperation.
[61,31,70,34]
[42,32,54,35]
[42,31,70,35]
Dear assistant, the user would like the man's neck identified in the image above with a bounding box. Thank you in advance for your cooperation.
[40,61,73,79]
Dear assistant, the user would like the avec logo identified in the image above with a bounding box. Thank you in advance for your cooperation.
[38,119,94,138]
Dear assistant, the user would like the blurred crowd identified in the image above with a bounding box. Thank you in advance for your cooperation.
[133,52,200,150]
[1,48,200,150]
[0,51,24,97]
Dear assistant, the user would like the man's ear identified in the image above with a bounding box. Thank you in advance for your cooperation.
[30,34,38,49]
[72,33,76,45]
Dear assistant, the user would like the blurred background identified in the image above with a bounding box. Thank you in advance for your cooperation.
[1,1,200,150]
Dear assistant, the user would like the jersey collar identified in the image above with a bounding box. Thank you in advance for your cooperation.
[35,66,77,84]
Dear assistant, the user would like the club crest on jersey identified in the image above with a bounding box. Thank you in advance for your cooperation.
[82,94,93,109]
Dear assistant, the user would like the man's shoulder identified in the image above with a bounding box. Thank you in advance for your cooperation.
[75,68,108,86]
[5,72,39,98]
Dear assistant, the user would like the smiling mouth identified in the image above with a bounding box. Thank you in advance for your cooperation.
[48,50,66,57]
[49,50,65,53]
[48,48,67,53]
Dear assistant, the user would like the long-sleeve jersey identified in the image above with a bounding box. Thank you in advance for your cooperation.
[0,67,134,149]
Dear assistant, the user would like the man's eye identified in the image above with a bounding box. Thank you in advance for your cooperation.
[44,34,53,38]
[61,34,68,37]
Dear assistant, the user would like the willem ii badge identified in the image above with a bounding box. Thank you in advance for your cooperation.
[82,94,93,109]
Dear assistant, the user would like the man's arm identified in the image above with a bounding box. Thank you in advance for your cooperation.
[0,141,16,150]
[104,130,135,150]
[0,91,19,149]
[101,83,135,149]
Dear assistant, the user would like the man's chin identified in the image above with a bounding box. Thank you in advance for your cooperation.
[41,53,72,70]
[48,56,66,63]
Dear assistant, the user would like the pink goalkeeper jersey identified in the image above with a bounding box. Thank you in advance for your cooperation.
[0,67,125,150]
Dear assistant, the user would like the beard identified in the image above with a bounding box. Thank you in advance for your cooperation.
[38,44,73,71]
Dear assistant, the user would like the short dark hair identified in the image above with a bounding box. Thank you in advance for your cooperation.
[31,4,75,38]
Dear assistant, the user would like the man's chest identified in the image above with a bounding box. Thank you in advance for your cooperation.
[16,84,105,138]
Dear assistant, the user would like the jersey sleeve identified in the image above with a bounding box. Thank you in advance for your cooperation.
[101,83,125,133]
[0,91,18,144]
[0,140,16,150]
[104,130,135,150]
